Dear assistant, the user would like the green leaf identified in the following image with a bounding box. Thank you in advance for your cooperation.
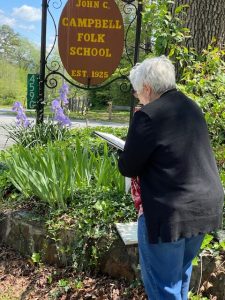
[192,257,199,266]
[201,234,213,249]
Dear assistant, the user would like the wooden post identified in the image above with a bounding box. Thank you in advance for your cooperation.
[108,101,112,120]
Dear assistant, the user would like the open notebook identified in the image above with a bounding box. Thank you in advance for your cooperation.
[94,131,125,151]
[94,131,131,193]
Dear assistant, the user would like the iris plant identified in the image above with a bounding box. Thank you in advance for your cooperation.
[51,83,71,127]
[12,102,30,128]
[12,83,71,128]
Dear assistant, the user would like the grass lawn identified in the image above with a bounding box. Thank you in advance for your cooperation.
[0,105,130,124]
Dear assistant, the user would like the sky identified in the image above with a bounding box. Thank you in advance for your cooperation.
[0,0,68,51]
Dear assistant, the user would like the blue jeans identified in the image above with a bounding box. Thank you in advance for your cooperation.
[138,215,204,300]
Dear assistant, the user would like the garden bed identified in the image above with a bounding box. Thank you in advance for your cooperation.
[0,124,224,300]
[0,244,147,300]
[0,209,139,280]
[0,208,225,299]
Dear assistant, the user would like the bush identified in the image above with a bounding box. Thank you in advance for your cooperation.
[179,45,225,146]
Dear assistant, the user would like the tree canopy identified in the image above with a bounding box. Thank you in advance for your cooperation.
[0,25,40,104]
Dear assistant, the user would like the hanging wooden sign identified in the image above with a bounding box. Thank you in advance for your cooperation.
[58,0,124,86]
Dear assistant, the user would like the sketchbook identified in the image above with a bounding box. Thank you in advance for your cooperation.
[94,131,131,193]
[94,131,125,151]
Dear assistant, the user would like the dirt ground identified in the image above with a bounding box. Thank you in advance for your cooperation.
[0,245,147,300]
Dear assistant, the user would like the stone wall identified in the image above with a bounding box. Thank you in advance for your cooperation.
[0,210,76,266]
[0,210,224,299]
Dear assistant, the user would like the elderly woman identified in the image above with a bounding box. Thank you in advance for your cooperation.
[118,56,224,300]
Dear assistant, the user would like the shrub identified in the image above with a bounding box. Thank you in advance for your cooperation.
[179,45,225,146]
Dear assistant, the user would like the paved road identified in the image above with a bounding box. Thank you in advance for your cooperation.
[0,115,17,150]
[0,113,128,150]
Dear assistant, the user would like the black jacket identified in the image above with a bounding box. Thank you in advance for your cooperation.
[118,89,224,243]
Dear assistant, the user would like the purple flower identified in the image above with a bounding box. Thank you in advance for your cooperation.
[12,101,30,128]
[60,83,69,95]
[51,99,61,112]
[24,119,31,128]
[59,83,69,105]
[54,108,71,126]
[51,84,71,127]
[12,101,23,112]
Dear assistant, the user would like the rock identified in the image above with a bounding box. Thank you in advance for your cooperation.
[0,210,77,266]
[190,252,217,292]
[100,238,136,280]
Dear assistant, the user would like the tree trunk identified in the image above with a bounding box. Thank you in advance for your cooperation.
[171,0,225,53]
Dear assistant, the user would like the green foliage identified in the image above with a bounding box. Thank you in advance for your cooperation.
[188,292,209,300]
[1,126,132,270]
[0,163,12,200]
[200,234,214,250]
[180,45,225,146]
[70,126,128,140]
[88,74,131,108]
[178,45,225,250]
[0,25,39,71]
[143,0,190,56]
[215,146,225,187]
[46,187,135,271]
[0,25,20,62]
[31,252,41,264]
[70,126,128,155]
[0,59,27,103]
[182,44,225,98]
[57,279,70,292]
[0,25,39,103]
[4,120,72,148]
[88,89,109,108]
[193,232,225,268]
[14,37,39,72]
[200,233,225,253]
[3,138,125,209]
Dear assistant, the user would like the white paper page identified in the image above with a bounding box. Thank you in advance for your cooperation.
[94,131,125,150]
[125,177,131,193]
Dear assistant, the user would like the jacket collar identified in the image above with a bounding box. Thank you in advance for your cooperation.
[160,88,177,98]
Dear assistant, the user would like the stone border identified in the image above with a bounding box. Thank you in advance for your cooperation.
[0,210,224,299]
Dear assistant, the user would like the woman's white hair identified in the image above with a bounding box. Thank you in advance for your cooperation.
[129,56,176,95]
